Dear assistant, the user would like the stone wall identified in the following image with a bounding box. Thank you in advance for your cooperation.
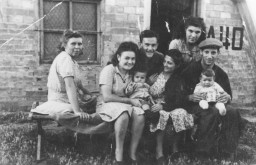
[200,0,256,104]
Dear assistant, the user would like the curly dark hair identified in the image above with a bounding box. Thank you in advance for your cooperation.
[111,41,139,67]
[57,30,83,53]
[164,49,184,74]
[201,69,215,79]
[172,16,206,44]
[165,49,183,66]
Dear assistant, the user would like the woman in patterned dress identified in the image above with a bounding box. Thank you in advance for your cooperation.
[169,16,206,65]
[147,49,194,165]
[97,42,145,165]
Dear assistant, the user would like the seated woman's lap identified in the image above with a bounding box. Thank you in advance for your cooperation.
[113,109,145,136]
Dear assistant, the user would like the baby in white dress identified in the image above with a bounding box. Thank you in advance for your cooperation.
[194,69,226,116]
[125,70,154,111]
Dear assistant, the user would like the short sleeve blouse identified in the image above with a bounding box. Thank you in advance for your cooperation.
[47,51,82,102]
[99,64,132,97]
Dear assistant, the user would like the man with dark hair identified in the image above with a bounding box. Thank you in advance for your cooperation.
[181,38,243,158]
[137,30,164,85]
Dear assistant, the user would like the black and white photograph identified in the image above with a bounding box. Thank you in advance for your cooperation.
[0,0,256,164]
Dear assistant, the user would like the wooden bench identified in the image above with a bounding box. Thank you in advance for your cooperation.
[28,101,55,161]
[28,100,115,161]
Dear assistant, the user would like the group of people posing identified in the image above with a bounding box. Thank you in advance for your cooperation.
[32,16,244,165]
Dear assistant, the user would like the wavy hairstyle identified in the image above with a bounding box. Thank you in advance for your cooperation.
[111,41,139,68]
[165,49,184,75]
[172,16,206,45]
[57,30,83,53]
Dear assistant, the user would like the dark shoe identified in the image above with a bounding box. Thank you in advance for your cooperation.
[170,152,180,161]
[127,157,138,165]
[114,160,124,165]
[130,159,138,165]
[87,113,103,125]
[219,152,235,161]
[156,156,166,165]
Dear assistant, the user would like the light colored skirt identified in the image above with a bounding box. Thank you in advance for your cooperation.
[97,101,144,122]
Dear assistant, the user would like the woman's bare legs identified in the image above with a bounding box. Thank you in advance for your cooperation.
[129,111,145,160]
[115,112,129,161]
[156,130,165,159]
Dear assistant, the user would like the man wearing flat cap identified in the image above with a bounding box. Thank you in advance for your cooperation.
[180,38,243,158]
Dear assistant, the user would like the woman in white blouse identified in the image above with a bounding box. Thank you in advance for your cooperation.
[32,30,108,134]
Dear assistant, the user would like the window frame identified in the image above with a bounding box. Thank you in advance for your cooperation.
[38,0,102,64]
[192,0,199,16]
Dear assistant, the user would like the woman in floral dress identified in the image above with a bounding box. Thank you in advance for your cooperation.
[147,49,194,165]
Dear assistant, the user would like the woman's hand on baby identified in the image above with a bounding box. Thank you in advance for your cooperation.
[130,99,142,107]
[151,103,163,112]
[147,73,158,85]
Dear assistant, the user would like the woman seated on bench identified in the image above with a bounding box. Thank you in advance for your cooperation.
[31,30,110,134]
[97,41,145,165]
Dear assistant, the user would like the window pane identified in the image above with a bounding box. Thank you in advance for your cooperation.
[44,32,62,61]
[43,1,69,30]
[41,1,99,63]
[77,34,97,61]
[72,2,97,31]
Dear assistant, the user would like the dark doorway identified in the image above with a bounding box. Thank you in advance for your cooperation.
[150,0,197,54]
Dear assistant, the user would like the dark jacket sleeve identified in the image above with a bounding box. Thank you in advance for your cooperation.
[163,75,189,111]
[214,66,233,99]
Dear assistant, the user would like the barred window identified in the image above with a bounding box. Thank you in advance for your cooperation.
[39,0,101,64]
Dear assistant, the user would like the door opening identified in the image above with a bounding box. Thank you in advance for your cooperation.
[150,0,197,54]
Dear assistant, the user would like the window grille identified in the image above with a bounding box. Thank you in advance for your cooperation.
[39,0,101,64]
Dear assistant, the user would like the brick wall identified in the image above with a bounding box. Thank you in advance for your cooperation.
[0,0,40,111]
[101,0,143,66]
[201,0,256,104]
[0,0,255,111]
[0,0,145,111]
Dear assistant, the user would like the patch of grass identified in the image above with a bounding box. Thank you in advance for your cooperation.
[0,111,256,165]
[0,123,36,165]
[0,112,28,124]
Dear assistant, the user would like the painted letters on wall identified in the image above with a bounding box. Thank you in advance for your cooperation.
[207,26,244,50]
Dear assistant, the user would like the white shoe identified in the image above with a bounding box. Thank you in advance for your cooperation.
[215,102,226,116]
[199,100,209,109]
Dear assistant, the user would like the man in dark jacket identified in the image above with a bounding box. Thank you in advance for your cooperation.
[137,30,164,85]
[181,38,243,158]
